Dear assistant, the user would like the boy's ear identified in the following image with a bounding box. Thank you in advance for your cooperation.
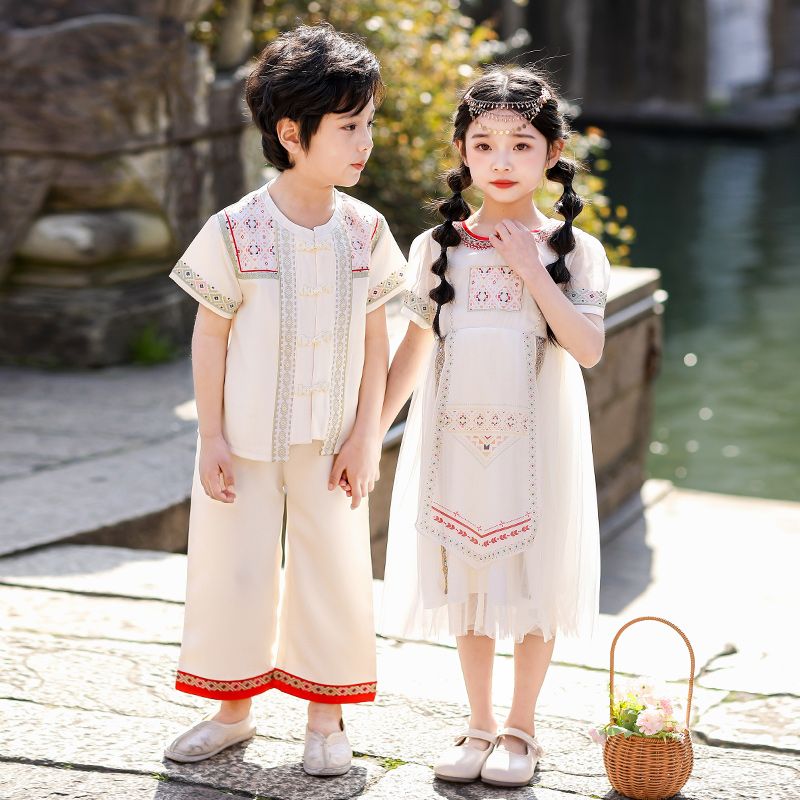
[276,118,302,157]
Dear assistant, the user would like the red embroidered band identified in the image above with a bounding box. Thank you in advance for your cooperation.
[176,668,377,704]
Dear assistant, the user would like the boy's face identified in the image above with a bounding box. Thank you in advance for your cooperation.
[288,98,375,188]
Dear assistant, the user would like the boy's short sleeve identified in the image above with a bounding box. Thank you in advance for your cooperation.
[563,232,612,318]
[400,230,438,329]
[366,215,409,313]
[169,215,242,319]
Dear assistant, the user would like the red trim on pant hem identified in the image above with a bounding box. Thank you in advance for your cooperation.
[175,679,271,701]
[175,668,376,703]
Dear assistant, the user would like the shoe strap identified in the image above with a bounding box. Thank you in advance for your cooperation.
[456,727,497,745]
[497,727,543,756]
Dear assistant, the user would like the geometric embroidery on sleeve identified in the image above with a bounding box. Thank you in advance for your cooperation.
[171,260,240,315]
[402,289,436,325]
[563,287,606,309]
[367,268,406,305]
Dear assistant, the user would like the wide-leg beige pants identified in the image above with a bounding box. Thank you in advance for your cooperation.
[175,441,376,703]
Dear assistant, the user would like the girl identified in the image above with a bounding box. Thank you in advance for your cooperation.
[379,66,611,787]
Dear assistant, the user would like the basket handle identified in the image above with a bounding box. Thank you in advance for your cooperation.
[609,616,695,730]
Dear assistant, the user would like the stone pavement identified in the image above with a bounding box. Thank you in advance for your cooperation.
[2,348,800,798]
[1,513,799,800]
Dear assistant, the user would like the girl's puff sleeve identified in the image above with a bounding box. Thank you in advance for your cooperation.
[400,229,438,329]
[169,215,243,319]
[365,214,409,313]
[563,231,612,318]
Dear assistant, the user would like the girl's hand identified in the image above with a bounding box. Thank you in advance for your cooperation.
[328,433,381,510]
[489,219,549,281]
[198,434,236,503]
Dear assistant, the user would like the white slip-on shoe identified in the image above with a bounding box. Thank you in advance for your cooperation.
[303,719,352,777]
[480,726,544,787]
[164,710,257,763]
[433,728,498,783]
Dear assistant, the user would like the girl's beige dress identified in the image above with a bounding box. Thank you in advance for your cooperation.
[382,220,611,644]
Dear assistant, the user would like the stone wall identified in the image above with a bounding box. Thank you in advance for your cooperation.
[0,1,255,366]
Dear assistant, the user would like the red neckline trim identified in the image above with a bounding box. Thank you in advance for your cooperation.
[460,220,546,241]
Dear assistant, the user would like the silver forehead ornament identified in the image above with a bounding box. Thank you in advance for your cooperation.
[464,88,552,135]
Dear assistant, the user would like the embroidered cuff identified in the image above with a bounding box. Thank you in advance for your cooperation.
[401,289,435,328]
[563,287,606,315]
[169,260,240,317]
[366,268,408,310]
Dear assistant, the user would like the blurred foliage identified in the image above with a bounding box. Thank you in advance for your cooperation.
[193,1,634,263]
[129,326,178,365]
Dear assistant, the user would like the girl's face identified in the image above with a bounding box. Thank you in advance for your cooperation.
[459,111,562,205]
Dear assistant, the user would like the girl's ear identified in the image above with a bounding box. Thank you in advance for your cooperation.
[547,139,566,169]
[454,139,468,168]
[276,118,302,157]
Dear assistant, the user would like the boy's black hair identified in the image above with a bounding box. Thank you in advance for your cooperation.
[245,23,384,171]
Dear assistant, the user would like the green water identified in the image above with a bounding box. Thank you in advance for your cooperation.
[602,129,800,502]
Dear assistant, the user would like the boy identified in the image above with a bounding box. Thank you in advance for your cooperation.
[163,23,407,776]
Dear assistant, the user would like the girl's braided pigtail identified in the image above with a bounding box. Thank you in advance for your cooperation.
[430,163,472,337]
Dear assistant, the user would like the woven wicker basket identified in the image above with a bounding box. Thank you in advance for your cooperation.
[602,616,695,800]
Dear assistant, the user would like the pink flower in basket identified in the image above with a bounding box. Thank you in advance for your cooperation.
[659,696,674,717]
[636,708,666,736]
[589,727,607,745]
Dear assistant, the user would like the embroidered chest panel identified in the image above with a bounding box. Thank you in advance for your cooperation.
[468,266,523,312]
[341,198,380,275]
[220,191,380,278]
[219,195,278,279]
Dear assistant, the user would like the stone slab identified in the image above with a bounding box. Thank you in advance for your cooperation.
[0,544,188,603]
[697,648,800,697]
[694,693,800,753]
[0,584,184,645]
[0,699,384,800]
[0,432,196,557]
[0,761,235,800]
[0,626,722,766]
[359,763,598,799]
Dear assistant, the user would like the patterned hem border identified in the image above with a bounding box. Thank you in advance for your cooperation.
[175,668,377,704]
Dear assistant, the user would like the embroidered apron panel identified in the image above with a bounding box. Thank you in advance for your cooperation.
[441,404,530,466]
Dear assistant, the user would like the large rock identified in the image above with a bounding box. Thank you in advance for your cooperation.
[0,155,58,282]
[0,15,210,157]
[5,2,215,27]
[0,275,196,367]
[16,210,172,266]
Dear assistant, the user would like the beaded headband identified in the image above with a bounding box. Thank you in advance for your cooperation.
[464,87,552,125]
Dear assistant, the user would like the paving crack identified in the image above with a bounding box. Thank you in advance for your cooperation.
[0,580,185,604]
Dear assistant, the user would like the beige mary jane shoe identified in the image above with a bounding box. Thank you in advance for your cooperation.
[303,719,352,777]
[480,726,543,787]
[164,710,256,763]
[434,727,498,783]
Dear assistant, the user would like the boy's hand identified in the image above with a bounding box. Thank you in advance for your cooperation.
[328,432,381,510]
[198,434,236,503]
